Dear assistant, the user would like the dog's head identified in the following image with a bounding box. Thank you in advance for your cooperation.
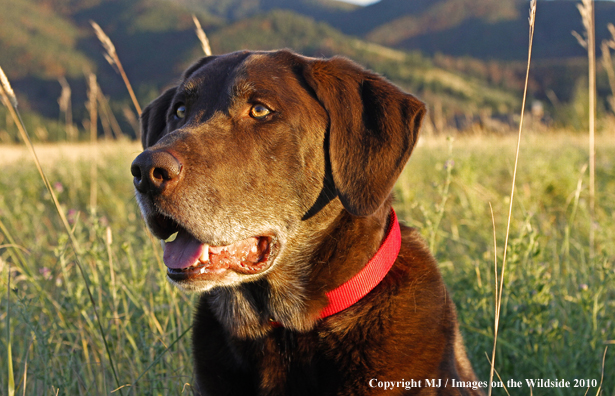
[132,50,425,293]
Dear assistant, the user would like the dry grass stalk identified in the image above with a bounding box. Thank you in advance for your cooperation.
[600,24,615,112]
[87,73,99,213]
[87,73,98,140]
[6,251,15,396]
[97,91,125,140]
[57,77,77,141]
[105,226,118,318]
[0,67,17,108]
[90,21,142,117]
[484,352,511,396]
[433,98,445,133]
[20,357,27,396]
[99,101,113,139]
[595,346,608,396]
[122,106,139,138]
[573,0,596,259]
[192,15,212,56]
[488,1,536,396]
[0,67,73,235]
[0,66,124,394]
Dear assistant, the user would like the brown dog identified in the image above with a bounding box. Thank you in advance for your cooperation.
[131,50,482,395]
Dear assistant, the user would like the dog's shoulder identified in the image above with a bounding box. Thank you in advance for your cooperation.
[389,224,449,297]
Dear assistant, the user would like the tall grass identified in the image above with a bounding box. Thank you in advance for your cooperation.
[600,24,615,113]
[0,132,612,394]
[5,228,13,396]
[573,0,597,259]
[56,78,75,142]
[488,2,536,395]
[90,22,142,118]
[0,141,196,394]
[1,67,16,396]
[87,73,98,214]
[396,132,614,394]
[192,15,212,57]
[1,67,124,395]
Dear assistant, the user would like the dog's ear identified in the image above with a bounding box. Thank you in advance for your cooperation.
[140,87,176,148]
[182,55,217,80]
[303,57,426,216]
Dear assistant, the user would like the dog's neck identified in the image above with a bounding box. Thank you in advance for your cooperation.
[204,198,393,339]
[316,207,399,319]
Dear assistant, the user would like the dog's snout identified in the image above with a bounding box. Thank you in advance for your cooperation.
[131,150,182,195]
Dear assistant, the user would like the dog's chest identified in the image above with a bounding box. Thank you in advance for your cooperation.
[225,327,378,396]
[239,329,336,394]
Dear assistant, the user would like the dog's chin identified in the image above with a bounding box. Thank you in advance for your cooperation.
[166,273,247,293]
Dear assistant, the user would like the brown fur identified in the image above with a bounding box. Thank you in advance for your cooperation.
[133,49,483,395]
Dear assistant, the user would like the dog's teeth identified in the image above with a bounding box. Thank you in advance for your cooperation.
[199,267,206,274]
[165,232,179,243]
[200,244,210,262]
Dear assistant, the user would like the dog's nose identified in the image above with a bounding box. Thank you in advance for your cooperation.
[131,150,182,195]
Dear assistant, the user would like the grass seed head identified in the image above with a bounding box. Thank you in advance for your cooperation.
[192,15,212,56]
[0,66,18,107]
[608,23,615,49]
[572,0,594,49]
[90,21,117,67]
[529,0,536,28]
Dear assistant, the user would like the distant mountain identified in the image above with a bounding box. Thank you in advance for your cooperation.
[160,0,615,62]
[0,0,93,79]
[324,0,520,39]
[0,0,611,141]
[0,0,517,116]
[207,10,519,111]
[321,0,615,61]
[159,0,358,21]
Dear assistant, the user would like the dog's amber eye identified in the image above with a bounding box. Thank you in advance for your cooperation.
[175,105,186,119]
[250,104,271,119]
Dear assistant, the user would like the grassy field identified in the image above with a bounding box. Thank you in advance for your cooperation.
[0,133,614,395]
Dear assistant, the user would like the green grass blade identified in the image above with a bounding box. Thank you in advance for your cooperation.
[6,256,15,396]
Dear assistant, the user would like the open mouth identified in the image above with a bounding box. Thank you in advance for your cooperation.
[153,215,276,282]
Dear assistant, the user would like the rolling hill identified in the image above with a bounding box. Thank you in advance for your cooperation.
[0,0,611,141]
[319,0,615,61]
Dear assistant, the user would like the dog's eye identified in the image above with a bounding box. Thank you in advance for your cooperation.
[175,105,186,119]
[249,104,271,119]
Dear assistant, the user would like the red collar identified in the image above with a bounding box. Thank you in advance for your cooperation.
[270,208,401,327]
[319,208,401,319]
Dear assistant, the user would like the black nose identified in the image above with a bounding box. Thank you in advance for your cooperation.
[131,150,183,195]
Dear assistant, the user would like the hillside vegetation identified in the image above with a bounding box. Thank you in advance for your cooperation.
[0,0,93,79]
[317,0,615,61]
[0,0,552,143]
[1,0,615,142]
[209,10,519,111]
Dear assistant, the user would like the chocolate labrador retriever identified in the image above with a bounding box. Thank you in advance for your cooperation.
[131,50,482,395]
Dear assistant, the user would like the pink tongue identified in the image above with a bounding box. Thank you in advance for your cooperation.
[163,229,206,270]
